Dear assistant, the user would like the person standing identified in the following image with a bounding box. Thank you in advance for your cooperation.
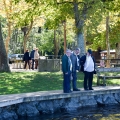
[80,49,96,90]
[30,48,35,70]
[23,49,31,69]
[34,48,39,69]
[62,49,72,93]
[70,48,80,91]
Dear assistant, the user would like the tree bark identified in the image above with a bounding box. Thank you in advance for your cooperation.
[106,15,110,68]
[73,2,87,56]
[22,20,33,53]
[54,29,57,58]
[5,22,11,55]
[0,21,10,72]
[115,43,120,59]
[77,31,86,56]
[63,21,66,54]
[3,0,12,55]
[54,29,60,58]
[23,33,27,53]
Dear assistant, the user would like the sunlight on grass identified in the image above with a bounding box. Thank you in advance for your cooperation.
[0,72,120,95]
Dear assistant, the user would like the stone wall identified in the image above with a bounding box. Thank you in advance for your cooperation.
[1,88,120,119]
[38,59,61,72]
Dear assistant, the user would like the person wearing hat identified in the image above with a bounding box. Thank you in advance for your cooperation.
[62,49,72,93]
[70,47,81,91]
[80,49,96,90]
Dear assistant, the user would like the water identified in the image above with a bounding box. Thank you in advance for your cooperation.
[19,105,120,120]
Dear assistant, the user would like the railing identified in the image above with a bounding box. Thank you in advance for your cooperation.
[10,55,63,70]
[40,55,62,59]
[12,60,24,69]
[96,59,120,68]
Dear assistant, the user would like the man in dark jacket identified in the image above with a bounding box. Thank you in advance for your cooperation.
[80,49,96,90]
[23,49,31,69]
[62,49,72,93]
[30,48,35,70]
[70,48,80,91]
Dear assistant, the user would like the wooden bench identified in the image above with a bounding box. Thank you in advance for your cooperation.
[96,67,120,86]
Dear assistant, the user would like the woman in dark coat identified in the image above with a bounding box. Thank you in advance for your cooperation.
[23,49,31,69]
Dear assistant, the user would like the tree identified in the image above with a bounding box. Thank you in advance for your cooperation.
[21,20,33,52]
[0,19,10,72]
[7,0,120,56]
[41,0,106,55]
[12,0,44,52]
[1,0,13,55]
[86,0,119,48]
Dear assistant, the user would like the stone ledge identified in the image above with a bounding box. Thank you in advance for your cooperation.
[0,86,120,108]
[1,86,120,119]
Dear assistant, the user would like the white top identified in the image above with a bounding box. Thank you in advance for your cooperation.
[84,56,94,72]
[68,57,72,71]
[34,51,39,59]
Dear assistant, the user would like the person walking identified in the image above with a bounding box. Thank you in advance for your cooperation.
[34,48,39,69]
[70,47,81,91]
[23,49,31,69]
[80,49,96,90]
[30,48,35,70]
[62,49,72,93]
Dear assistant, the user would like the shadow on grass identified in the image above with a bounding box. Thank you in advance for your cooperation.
[1,71,118,95]
[0,72,84,95]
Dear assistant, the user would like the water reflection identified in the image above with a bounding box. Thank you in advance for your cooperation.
[19,105,120,120]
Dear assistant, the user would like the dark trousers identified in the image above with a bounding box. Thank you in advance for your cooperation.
[31,59,35,69]
[35,59,38,69]
[72,71,77,90]
[24,60,30,69]
[63,72,71,93]
[84,71,93,89]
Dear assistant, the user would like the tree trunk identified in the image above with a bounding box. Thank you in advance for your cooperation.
[54,29,60,58]
[0,21,10,72]
[73,2,87,56]
[3,0,12,55]
[54,29,57,58]
[63,21,66,54]
[115,43,120,59]
[77,31,86,56]
[106,15,110,68]
[23,33,27,53]
[5,22,11,55]
[22,20,33,53]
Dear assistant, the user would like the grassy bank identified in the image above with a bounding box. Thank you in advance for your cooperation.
[0,72,120,95]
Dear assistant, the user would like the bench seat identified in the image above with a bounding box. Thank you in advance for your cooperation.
[97,67,120,86]
[98,75,120,79]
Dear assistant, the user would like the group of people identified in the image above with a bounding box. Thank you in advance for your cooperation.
[62,48,96,93]
[23,48,39,70]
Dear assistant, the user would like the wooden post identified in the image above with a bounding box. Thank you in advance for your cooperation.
[63,21,66,54]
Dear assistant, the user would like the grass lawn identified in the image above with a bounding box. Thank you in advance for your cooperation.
[0,72,120,95]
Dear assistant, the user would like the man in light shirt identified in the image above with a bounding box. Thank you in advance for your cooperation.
[80,49,96,90]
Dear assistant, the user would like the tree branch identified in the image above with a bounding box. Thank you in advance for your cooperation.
[56,1,85,5]
[26,20,34,37]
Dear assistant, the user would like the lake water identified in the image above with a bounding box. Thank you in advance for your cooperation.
[19,105,120,120]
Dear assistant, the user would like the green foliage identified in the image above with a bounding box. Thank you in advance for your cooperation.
[109,21,120,48]
[38,30,54,53]
[3,0,120,53]
[85,0,120,50]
